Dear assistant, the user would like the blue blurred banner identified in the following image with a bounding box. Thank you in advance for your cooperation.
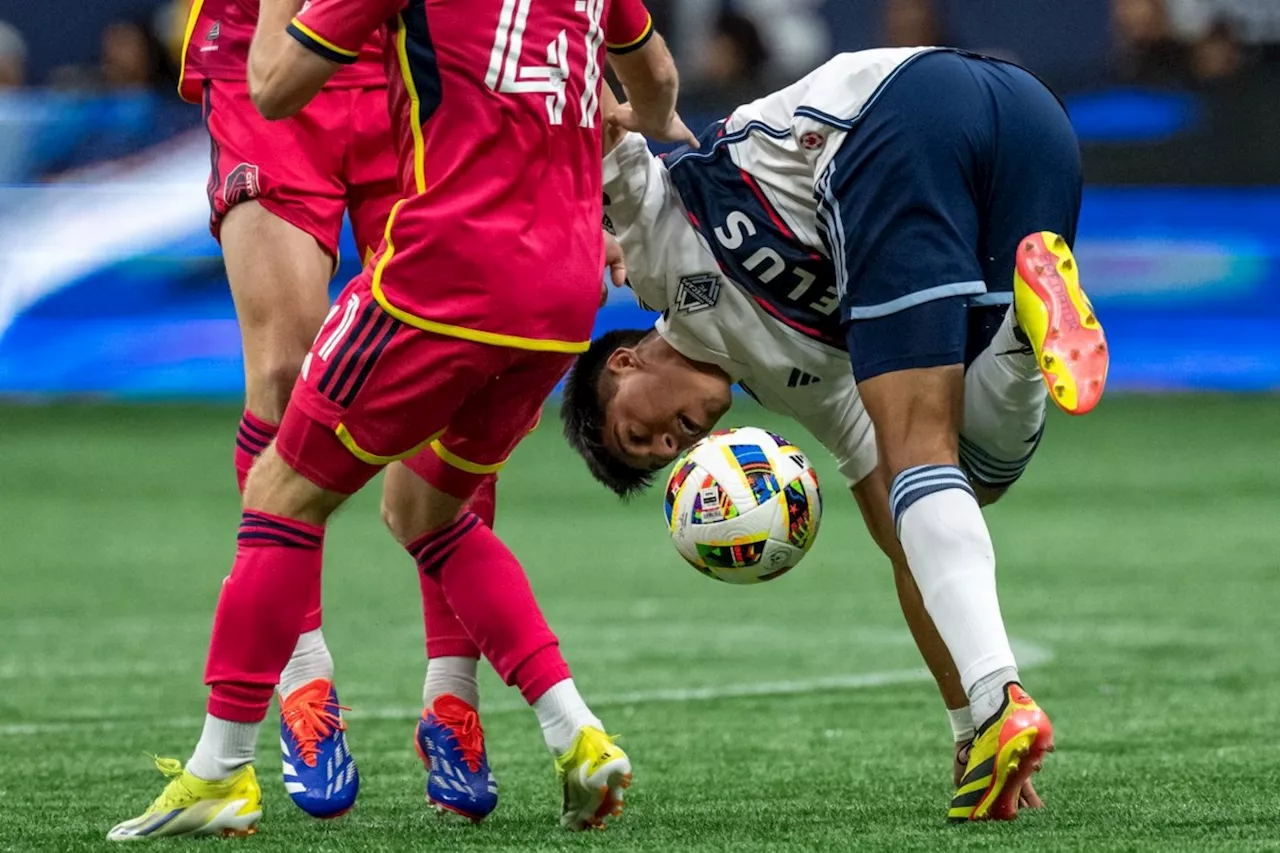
[1,130,1278,396]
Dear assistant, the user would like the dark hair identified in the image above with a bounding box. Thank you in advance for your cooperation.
[561,328,656,498]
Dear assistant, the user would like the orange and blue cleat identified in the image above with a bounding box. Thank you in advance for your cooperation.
[948,683,1054,822]
[1014,232,1108,415]
[415,694,498,822]
[279,678,359,819]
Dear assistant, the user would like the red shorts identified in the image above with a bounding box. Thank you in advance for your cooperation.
[276,271,572,498]
[202,80,398,260]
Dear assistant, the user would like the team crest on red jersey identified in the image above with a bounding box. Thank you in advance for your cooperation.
[223,163,261,206]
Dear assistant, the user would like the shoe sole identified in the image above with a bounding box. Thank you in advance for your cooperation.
[971,717,1055,821]
[1014,231,1108,415]
[562,759,632,831]
[107,802,261,842]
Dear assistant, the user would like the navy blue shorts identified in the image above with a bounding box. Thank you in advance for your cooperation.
[819,50,1082,381]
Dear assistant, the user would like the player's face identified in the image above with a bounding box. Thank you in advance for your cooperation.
[602,350,732,472]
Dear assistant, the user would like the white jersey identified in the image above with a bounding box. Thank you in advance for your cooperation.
[603,49,944,485]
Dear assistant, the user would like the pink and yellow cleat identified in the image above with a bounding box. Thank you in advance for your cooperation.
[1014,232,1108,415]
[948,684,1054,822]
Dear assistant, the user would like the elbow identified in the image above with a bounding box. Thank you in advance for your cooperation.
[251,86,299,121]
[247,64,300,120]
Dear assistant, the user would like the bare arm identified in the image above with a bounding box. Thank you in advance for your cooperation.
[607,33,696,146]
[248,0,341,119]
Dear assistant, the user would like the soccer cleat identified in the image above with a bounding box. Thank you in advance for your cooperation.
[107,757,261,841]
[415,694,498,822]
[948,683,1054,822]
[279,678,359,819]
[554,726,632,831]
[1014,231,1108,415]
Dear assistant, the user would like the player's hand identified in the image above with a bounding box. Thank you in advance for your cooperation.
[609,103,700,148]
[953,739,1044,810]
[604,231,627,301]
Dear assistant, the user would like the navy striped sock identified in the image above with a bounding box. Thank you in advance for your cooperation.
[890,464,976,533]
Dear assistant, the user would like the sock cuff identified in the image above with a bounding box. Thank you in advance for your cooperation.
[407,511,482,575]
[515,648,573,705]
[236,411,279,456]
[206,682,273,723]
[238,510,325,550]
[890,464,976,530]
[958,426,1043,489]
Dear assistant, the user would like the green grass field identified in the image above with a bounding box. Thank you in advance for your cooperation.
[2,396,1278,851]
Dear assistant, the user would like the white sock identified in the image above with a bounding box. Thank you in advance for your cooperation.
[961,309,1047,489]
[187,715,259,781]
[532,679,602,755]
[891,467,1018,729]
[277,628,334,700]
[969,666,1021,729]
[423,656,480,710]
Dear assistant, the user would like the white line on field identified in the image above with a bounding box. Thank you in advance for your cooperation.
[0,640,1052,738]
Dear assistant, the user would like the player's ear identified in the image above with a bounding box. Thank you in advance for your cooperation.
[606,346,642,373]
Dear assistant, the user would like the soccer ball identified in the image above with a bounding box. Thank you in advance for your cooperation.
[663,427,822,584]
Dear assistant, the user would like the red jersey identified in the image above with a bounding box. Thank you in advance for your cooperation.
[178,0,386,103]
[288,0,654,353]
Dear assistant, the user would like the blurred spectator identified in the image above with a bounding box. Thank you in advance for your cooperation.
[703,11,770,88]
[1111,0,1192,84]
[0,19,25,87]
[882,0,946,48]
[1190,17,1245,82]
[101,19,175,90]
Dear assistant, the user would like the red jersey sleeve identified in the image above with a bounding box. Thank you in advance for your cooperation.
[605,0,654,54]
[287,0,404,65]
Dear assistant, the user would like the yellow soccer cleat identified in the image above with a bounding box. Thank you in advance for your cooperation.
[107,757,262,841]
[1014,231,1109,415]
[949,684,1054,822]
[553,726,632,831]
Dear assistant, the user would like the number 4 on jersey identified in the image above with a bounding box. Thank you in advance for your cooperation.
[485,0,605,127]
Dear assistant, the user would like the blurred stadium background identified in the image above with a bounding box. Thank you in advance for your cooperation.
[0,0,1279,394]
[2,2,1279,850]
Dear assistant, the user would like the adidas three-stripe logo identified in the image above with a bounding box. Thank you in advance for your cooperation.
[786,368,821,388]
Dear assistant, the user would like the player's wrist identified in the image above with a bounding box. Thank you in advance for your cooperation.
[947,706,975,743]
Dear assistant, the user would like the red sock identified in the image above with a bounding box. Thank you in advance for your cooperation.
[407,512,570,704]
[418,477,497,661]
[206,510,325,722]
[235,411,322,633]
[234,411,276,492]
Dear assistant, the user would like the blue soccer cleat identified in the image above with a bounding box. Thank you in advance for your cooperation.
[279,678,359,819]
[415,694,498,822]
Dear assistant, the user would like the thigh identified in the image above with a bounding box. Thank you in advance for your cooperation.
[856,363,965,478]
[405,350,573,500]
[221,202,334,361]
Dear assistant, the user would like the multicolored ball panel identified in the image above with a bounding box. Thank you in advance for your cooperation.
[690,474,739,525]
[726,443,780,507]
[783,479,816,551]
[664,457,698,530]
[695,533,769,570]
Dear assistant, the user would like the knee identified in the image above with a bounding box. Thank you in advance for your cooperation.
[246,354,307,419]
[380,491,418,547]
[243,445,345,525]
